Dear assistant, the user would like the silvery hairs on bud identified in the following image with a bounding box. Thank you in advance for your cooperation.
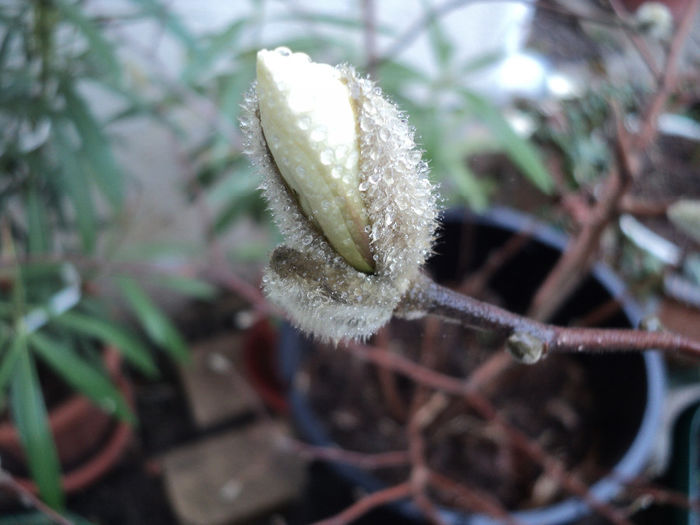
[240,47,438,343]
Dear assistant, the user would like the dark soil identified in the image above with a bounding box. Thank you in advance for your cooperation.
[295,212,653,519]
[305,314,601,512]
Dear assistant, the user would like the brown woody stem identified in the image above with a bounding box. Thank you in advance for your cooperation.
[403,274,700,364]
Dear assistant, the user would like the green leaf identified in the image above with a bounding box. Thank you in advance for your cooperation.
[55,0,120,80]
[51,128,97,252]
[668,199,700,244]
[30,332,135,424]
[0,329,24,399]
[117,277,189,363]
[269,11,395,34]
[460,90,554,194]
[62,84,124,209]
[149,273,217,300]
[115,241,201,261]
[448,155,489,210]
[52,312,158,377]
[128,0,200,56]
[219,68,255,126]
[0,23,16,72]
[183,19,247,82]
[205,163,259,207]
[10,343,64,509]
[459,50,504,76]
[25,184,49,253]
[422,0,453,69]
[376,60,430,95]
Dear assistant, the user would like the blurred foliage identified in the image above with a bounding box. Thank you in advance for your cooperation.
[182,0,553,240]
[0,0,211,510]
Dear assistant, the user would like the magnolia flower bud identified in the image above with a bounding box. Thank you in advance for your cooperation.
[241,47,438,342]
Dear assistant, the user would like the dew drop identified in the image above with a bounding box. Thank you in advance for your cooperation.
[359,182,368,192]
[320,150,333,165]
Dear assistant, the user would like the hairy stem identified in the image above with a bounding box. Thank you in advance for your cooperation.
[402,274,700,363]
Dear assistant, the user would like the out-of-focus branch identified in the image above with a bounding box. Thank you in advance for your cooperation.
[635,0,700,150]
[310,481,413,525]
[0,470,74,525]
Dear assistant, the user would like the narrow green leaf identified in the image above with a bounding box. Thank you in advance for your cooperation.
[668,199,700,244]
[459,50,504,76]
[460,90,554,194]
[422,0,453,68]
[51,129,97,252]
[269,11,395,34]
[0,23,16,71]
[219,68,254,126]
[205,164,259,208]
[52,312,158,377]
[149,273,217,300]
[62,84,124,208]
[25,184,49,253]
[55,0,120,80]
[117,277,189,363]
[450,159,489,211]
[183,19,247,82]
[30,332,134,424]
[10,344,64,509]
[129,0,200,56]
[0,329,23,397]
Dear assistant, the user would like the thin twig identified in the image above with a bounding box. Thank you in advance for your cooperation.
[608,0,662,80]
[370,0,630,69]
[0,471,74,525]
[344,344,633,525]
[618,195,674,216]
[458,229,534,297]
[362,0,377,78]
[283,439,410,470]
[310,481,413,525]
[429,472,523,525]
[635,0,700,150]
[407,319,449,525]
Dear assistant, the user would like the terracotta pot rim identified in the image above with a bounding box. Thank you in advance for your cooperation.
[0,346,134,493]
[0,346,123,442]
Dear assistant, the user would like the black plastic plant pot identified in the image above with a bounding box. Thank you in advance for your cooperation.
[669,402,700,525]
[281,206,666,525]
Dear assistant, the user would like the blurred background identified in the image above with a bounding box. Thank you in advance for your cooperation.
[1,0,700,524]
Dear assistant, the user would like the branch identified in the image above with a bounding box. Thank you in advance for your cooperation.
[310,481,413,525]
[634,0,700,150]
[344,344,633,525]
[282,439,410,470]
[401,274,700,364]
[0,470,74,525]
